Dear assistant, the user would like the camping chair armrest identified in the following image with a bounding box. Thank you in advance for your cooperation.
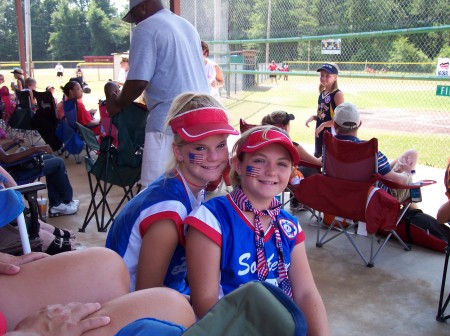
[378,175,436,189]
[9,181,46,194]
[298,159,322,170]
[1,152,46,170]
[6,182,46,239]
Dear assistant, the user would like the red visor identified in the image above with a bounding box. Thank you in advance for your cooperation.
[238,128,300,164]
[170,107,238,142]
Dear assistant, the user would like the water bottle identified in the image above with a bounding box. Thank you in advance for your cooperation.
[410,169,422,203]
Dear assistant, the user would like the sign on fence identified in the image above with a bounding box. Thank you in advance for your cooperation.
[436,58,449,77]
[436,85,450,97]
[321,39,341,54]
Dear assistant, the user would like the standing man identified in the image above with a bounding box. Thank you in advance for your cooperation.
[106,0,209,187]
[55,62,64,81]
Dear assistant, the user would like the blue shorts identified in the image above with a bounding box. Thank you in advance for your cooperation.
[115,317,185,336]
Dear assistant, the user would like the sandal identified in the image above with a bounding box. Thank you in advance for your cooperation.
[45,237,73,255]
[52,227,76,239]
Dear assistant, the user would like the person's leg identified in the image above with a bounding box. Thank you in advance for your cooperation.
[42,155,73,206]
[140,132,173,187]
[84,288,195,336]
[0,247,129,331]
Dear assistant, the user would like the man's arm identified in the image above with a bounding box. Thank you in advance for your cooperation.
[0,145,52,165]
[105,80,148,117]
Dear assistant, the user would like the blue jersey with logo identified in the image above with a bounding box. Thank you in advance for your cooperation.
[106,172,203,293]
[185,194,305,298]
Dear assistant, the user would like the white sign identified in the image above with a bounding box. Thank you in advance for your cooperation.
[436,58,450,77]
[321,39,341,55]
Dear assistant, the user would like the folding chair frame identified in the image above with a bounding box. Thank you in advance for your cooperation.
[76,121,142,232]
[436,245,450,322]
[295,132,434,267]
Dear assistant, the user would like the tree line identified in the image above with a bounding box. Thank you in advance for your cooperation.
[0,0,129,62]
[0,0,448,66]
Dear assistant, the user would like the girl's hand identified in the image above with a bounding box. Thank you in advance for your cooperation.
[305,115,315,127]
[0,252,49,275]
[12,302,110,336]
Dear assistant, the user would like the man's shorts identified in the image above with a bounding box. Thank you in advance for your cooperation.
[57,72,63,77]
[140,131,173,187]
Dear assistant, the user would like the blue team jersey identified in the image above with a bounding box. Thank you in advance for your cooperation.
[185,194,305,298]
[106,172,203,293]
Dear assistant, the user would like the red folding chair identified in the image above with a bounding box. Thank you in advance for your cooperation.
[295,131,435,267]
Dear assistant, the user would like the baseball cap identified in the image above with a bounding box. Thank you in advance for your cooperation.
[238,127,300,164]
[316,63,338,75]
[11,68,24,75]
[123,0,146,23]
[170,107,239,142]
[46,85,55,91]
[333,102,361,130]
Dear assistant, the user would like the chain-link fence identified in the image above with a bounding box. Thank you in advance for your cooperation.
[174,0,449,168]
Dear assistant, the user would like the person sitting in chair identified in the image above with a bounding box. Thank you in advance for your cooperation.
[57,81,100,134]
[0,140,80,217]
[0,165,76,254]
[332,102,418,204]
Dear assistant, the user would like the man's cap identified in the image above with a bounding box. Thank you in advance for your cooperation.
[333,102,361,130]
[170,107,239,142]
[46,85,55,91]
[316,63,338,75]
[238,128,300,164]
[123,0,146,23]
[11,68,24,75]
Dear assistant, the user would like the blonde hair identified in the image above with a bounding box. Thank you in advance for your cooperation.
[318,62,339,93]
[229,125,291,188]
[164,92,229,174]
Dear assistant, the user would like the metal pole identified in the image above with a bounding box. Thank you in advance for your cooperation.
[14,0,26,76]
[24,0,33,77]
[265,0,272,65]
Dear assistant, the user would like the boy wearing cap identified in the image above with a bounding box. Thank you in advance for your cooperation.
[106,92,237,294]
[333,102,418,203]
[11,68,25,92]
[106,0,209,187]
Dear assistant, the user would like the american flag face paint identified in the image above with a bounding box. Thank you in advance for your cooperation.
[189,152,204,164]
[245,165,261,177]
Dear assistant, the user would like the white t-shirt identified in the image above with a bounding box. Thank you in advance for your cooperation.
[127,9,209,133]
[204,59,220,99]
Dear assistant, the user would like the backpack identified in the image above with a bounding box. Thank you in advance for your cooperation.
[183,281,307,336]
[395,208,450,253]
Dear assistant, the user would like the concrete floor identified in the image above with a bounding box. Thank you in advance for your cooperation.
[40,149,450,336]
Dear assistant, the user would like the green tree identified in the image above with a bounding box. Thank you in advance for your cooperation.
[0,0,19,61]
[48,0,91,59]
[31,0,58,61]
[87,0,129,55]
[388,36,432,73]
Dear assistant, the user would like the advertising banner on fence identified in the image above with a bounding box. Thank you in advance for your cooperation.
[321,39,341,54]
[436,58,449,77]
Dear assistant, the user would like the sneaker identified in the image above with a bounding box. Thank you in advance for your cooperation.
[68,200,80,209]
[49,202,78,217]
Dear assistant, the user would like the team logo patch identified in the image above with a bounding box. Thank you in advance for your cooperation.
[324,96,331,104]
[278,219,298,239]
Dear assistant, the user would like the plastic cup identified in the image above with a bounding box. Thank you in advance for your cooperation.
[37,197,47,221]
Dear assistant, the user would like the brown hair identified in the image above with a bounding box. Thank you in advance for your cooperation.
[261,111,292,131]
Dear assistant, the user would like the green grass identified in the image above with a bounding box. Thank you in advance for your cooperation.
[13,68,448,168]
